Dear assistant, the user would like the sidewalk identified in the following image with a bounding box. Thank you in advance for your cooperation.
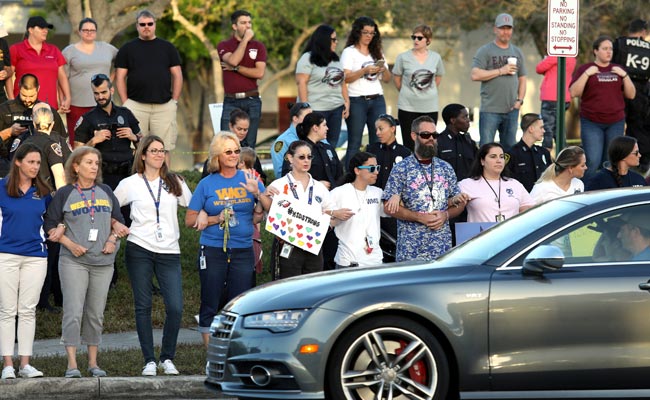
[0,328,227,399]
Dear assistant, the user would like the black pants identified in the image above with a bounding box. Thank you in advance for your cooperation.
[38,240,62,308]
[625,80,650,172]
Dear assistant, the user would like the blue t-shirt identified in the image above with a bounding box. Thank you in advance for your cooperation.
[270,126,298,178]
[188,171,265,248]
[0,180,52,257]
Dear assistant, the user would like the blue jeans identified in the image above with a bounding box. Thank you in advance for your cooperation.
[125,242,183,363]
[197,245,254,333]
[580,117,625,178]
[479,109,519,149]
[316,104,345,148]
[541,101,571,149]
[221,97,262,148]
[345,95,386,168]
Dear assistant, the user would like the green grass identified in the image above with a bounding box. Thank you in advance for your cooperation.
[36,169,276,340]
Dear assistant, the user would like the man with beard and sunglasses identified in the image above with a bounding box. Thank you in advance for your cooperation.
[382,116,469,261]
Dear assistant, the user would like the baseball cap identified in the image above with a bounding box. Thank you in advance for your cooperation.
[495,13,514,28]
[26,16,54,30]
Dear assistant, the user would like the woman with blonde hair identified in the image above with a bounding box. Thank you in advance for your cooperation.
[530,146,587,204]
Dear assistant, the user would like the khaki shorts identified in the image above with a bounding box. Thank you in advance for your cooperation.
[124,98,178,149]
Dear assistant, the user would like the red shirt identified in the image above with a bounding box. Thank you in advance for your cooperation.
[570,62,626,124]
[217,36,267,94]
[536,56,577,101]
[10,39,66,110]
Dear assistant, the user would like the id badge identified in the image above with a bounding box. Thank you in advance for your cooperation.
[199,254,207,270]
[495,214,506,222]
[155,226,164,242]
[280,243,293,259]
[88,228,99,242]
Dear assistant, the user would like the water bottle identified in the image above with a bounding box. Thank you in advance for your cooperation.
[224,197,239,227]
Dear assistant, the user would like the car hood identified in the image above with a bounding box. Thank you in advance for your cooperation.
[224,259,479,315]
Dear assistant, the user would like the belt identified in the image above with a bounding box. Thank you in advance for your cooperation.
[353,94,381,100]
[224,90,259,99]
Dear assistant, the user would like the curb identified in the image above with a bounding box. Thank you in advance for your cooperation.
[0,375,225,399]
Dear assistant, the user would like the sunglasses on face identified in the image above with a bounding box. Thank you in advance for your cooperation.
[223,149,242,156]
[631,151,641,156]
[357,165,381,173]
[148,149,168,155]
[417,131,440,139]
[411,35,425,41]
[295,154,314,160]
[139,22,155,27]
[331,37,338,42]
[361,30,376,36]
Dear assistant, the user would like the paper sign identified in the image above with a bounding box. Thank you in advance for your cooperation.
[208,103,224,135]
[455,222,497,245]
[265,194,331,255]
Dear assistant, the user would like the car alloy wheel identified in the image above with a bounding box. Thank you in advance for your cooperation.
[328,316,449,400]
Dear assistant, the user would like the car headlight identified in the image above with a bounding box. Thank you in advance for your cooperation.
[243,309,309,333]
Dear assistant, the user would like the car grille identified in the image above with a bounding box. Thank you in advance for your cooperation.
[208,311,238,381]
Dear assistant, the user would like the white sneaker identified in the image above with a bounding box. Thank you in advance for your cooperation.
[18,364,43,378]
[142,361,157,376]
[2,366,15,379]
[205,361,209,376]
[158,359,179,375]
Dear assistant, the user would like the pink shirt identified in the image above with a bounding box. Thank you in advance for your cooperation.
[10,39,66,110]
[536,56,576,102]
[459,177,535,223]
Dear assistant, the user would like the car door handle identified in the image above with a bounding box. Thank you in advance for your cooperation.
[639,282,650,291]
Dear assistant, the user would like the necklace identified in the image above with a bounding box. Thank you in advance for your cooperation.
[353,185,368,213]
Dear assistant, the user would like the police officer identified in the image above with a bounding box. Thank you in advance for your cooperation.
[0,74,67,176]
[507,113,551,192]
[437,103,478,182]
[613,19,650,172]
[74,74,141,189]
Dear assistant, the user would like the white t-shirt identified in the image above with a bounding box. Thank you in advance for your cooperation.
[329,183,385,267]
[530,178,584,204]
[340,46,385,97]
[114,173,192,254]
[459,177,535,223]
[268,172,333,211]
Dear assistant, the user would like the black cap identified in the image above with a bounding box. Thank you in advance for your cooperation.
[26,16,54,30]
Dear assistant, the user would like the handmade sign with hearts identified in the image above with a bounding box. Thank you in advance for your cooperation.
[265,194,331,255]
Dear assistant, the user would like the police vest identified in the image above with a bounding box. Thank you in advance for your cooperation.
[614,36,650,81]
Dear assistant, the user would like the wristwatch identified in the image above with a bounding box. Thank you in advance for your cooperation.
[516,98,524,105]
[233,65,239,72]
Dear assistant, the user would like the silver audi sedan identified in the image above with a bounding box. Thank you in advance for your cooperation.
[205,188,650,400]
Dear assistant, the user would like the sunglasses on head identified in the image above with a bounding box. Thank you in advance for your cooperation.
[357,165,381,173]
[296,154,314,160]
[139,22,154,27]
[411,35,425,41]
[223,149,241,155]
[417,131,440,139]
[378,113,398,126]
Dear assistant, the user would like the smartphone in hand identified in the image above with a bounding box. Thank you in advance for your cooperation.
[374,59,386,69]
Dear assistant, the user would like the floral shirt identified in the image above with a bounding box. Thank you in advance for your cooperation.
[382,155,460,261]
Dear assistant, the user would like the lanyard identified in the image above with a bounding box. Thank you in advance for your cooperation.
[143,175,162,225]
[286,173,313,205]
[483,176,501,210]
[74,184,96,224]
[417,159,435,206]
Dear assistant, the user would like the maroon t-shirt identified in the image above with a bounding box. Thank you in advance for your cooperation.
[217,37,267,94]
[570,62,626,124]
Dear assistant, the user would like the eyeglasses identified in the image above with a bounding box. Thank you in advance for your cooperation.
[91,73,109,82]
[138,22,155,27]
[81,29,97,33]
[411,35,425,41]
[223,149,242,155]
[148,149,169,155]
[361,30,376,36]
[331,37,338,42]
[357,165,381,173]
[417,131,440,139]
[296,154,314,160]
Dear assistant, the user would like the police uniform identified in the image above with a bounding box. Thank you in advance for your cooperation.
[507,140,551,192]
[0,99,67,176]
[22,131,64,189]
[75,102,140,189]
[436,127,478,182]
[613,35,650,170]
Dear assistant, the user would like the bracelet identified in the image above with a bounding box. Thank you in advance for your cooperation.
[112,233,119,239]
[58,223,66,229]
[622,74,628,79]
[107,239,117,244]
[329,210,336,219]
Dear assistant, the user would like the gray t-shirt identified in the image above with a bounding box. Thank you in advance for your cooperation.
[472,42,526,113]
[63,41,118,107]
[295,52,345,111]
[45,183,124,266]
[393,49,445,112]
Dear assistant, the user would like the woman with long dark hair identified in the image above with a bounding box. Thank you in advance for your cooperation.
[0,144,52,379]
[329,152,384,267]
[341,16,391,166]
[459,143,534,223]
[296,25,349,146]
[586,136,646,190]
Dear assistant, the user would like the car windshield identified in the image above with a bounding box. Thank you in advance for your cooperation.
[438,199,583,265]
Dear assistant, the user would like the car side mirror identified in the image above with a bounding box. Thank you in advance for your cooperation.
[523,245,564,275]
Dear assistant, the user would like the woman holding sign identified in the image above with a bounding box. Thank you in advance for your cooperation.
[266,140,352,279]
[185,132,268,349]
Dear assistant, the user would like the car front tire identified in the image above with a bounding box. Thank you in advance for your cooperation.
[327,316,449,400]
